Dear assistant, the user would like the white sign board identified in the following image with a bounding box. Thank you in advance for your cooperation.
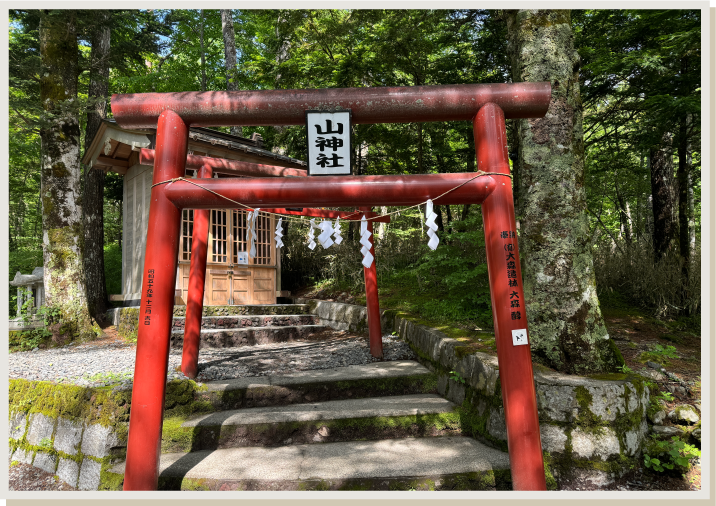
[235,251,249,265]
[306,110,351,175]
[511,328,529,346]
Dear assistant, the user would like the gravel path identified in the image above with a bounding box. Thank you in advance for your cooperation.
[8,329,417,391]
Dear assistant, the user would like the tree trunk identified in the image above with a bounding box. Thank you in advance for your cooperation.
[221,9,243,138]
[417,123,423,174]
[677,113,692,312]
[650,133,675,262]
[200,10,206,92]
[83,11,111,321]
[506,9,622,374]
[40,10,97,342]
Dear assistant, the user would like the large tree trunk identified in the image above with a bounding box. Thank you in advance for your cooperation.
[650,133,676,262]
[200,10,206,92]
[677,114,692,312]
[40,10,97,342]
[221,9,243,138]
[506,9,622,374]
[83,11,111,321]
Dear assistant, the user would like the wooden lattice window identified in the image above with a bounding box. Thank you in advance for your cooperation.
[211,210,228,263]
[178,209,273,266]
[254,213,272,265]
[180,209,194,261]
[232,210,248,263]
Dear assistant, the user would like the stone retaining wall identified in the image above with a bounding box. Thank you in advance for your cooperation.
[291,297,394,334]
[9,411,122,490]
[294,298,651,488]
[396,317,650,488]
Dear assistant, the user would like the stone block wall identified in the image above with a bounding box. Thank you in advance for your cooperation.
[291,298,394,334]
[293,298,652,488]
[396,317,651,488]
[9,410,124,490]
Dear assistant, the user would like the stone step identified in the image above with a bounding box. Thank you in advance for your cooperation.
[171,314,320,331]
[172,304,312,317]
[172,394,457,451]
[195,360,437,411]
[111,436,512,491]
[169,325,329,349]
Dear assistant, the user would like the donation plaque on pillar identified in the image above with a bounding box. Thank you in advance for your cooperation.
[306,110,351,175]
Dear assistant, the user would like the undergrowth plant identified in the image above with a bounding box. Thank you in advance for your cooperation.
[640,344,679,365]
[594,238,700,317]
[643,436,700,473]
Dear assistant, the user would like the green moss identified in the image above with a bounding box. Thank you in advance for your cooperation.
[98,469,125,491]
[588,373,629,381]
[9,379,131,427]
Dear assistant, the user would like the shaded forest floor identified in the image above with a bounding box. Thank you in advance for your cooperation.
[295,283,702,491]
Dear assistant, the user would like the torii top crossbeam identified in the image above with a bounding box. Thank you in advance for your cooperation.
[111,83,550,128]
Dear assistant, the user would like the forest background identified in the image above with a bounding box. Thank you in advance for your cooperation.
[7,9,702,372]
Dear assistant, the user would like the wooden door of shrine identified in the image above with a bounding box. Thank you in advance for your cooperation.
[177,209,277,305]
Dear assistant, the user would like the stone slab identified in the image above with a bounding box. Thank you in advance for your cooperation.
[81,424,119,459]
[111,436,510,481]
[26,413,55,446]
[9,412,27,441]
[54,417,83,456]
[11,448,33,465]
[33,451,56,474]
[57,458,80,488]
[183,394,454,427]
[205,360,430,393]
[78,458,102,491]
[169,325,329,349]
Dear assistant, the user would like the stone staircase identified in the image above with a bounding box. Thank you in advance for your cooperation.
[109,303,513,490]
[169,304,328,349]
[109,364,512,491]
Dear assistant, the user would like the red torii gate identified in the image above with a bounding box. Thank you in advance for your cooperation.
[110,82,551,491]
[139,147,391,368]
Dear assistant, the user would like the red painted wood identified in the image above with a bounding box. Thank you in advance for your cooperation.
[181,164,212,380]
[360,206,383,358]
[475,102,546,491]
[123,110,189,490]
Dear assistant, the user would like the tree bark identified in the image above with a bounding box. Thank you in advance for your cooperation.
[83,11,111,321]
[506,9,622,374]
[650,133,676,262]
[677,113,692,312]
[200,10,206,92]
[40,10,97,342]
[221,9,243,137]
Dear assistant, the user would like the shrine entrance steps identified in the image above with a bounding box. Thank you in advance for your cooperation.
[110,361,512,491]
[169,304,329,349]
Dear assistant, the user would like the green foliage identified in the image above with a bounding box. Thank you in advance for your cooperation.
[104,243,123,296]
[644,436,700,473]
[652,390,674,403]
[449,371,466,384]
[639,344,679,365]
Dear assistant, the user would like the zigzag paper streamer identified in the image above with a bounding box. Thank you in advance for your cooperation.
[359,215,374,268]
[317,220,334,249]
[246,208,260,258]
[307,218,317,250]
[275,217,284,248]
[333,217,343,244]
[425,200,439,250]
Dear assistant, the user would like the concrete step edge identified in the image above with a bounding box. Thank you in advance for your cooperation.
[170,325,328,335]
[110,436,511,482]
[182,393,455,428]
[202,360,432,393]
